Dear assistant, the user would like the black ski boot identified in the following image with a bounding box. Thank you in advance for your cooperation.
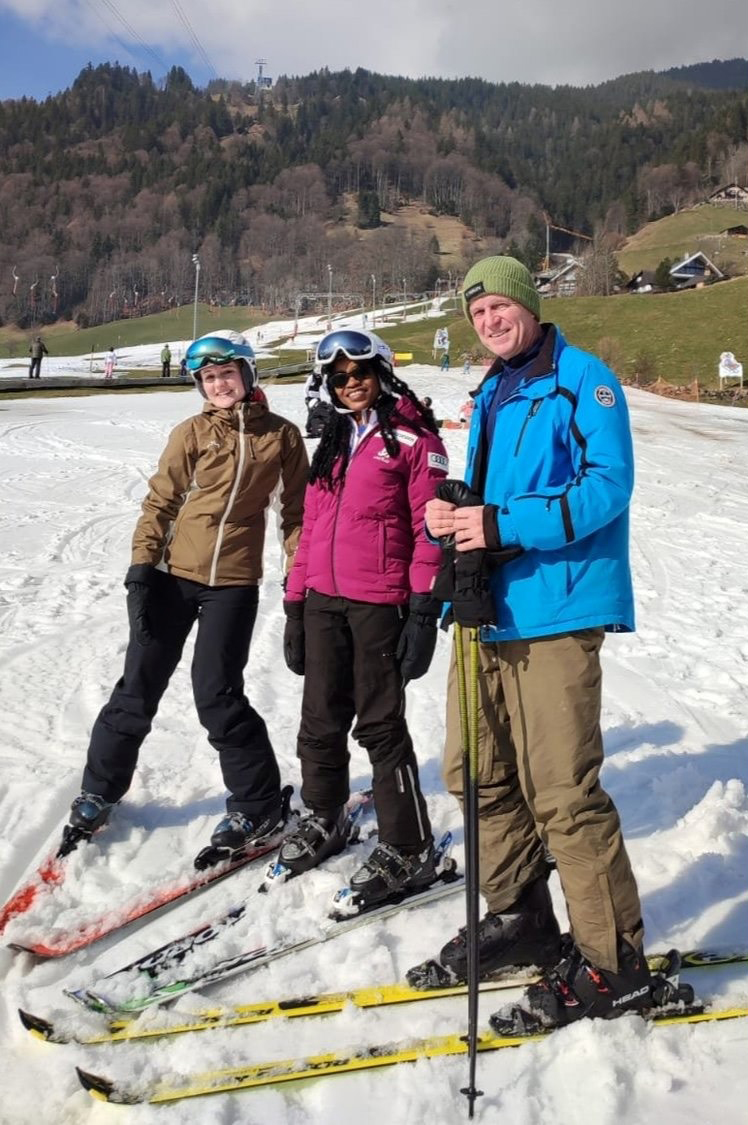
[58,792,115,857]
[489,933,653,1034]
[195,786,294,870]
[276,806,351,876]
[406,875,561,989]
[346,839,437,909]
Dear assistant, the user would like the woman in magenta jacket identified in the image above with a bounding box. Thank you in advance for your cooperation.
[280,330,449,908]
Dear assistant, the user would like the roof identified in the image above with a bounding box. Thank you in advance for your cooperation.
[669,251,724,282]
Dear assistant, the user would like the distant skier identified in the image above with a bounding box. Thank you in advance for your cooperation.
[61,330,309,856]
[103,347,116,380]
[28,336,49,379]
[160,344,172,378]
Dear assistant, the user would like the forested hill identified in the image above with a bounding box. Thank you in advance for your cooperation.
[1,58,746,329]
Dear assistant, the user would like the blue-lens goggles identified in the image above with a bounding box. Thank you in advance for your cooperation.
[316,330,378,364]
[185,336,255,374]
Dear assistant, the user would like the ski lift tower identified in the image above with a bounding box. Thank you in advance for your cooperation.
[256,59,273,94]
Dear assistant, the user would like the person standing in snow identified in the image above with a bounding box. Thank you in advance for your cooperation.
[278,329,449,906]
[62,330,309,855]
[160,344,172,378]
[103,347,116,380]
[408,256,650,1029]
[28,335,49,378]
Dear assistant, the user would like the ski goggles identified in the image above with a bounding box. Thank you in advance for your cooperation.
[185,335,255,374]
[316,330,383,365]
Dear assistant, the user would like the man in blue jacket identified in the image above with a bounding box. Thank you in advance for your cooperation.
[409,256,650,1030]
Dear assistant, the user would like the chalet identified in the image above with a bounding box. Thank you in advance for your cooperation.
[668,251,724,289]
[708,183,748,206]
[535,255,584,297]
[625,269,658,294]
[720,224,748,237]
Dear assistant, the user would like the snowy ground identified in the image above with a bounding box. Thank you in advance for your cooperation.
[0,359,747,1124]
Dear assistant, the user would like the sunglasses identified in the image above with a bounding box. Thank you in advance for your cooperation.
[185,335,255,374]
[317,330,382,364]
[328,368,377,390]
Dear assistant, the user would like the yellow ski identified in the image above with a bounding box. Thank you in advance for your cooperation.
[20,948,748,1046]
[76,1006,748,1104]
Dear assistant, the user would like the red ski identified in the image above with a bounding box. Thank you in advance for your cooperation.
[3,788,373,959]
[0,853,66,936]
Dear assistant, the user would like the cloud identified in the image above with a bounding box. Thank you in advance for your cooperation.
[0,0,744,88]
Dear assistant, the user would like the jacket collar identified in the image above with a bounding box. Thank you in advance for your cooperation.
[473,324,559,398]
[202,398,268,426]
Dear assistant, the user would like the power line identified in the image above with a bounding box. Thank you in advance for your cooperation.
[96,0,171,75]
[169,0,219,80]
[82,0,144,69]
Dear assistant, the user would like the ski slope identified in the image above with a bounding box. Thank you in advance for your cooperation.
[0,363,747,1124]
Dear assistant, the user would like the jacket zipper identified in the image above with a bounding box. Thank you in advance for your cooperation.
[209,408,247,585]
[513,399,542,457]
[331,428,377,595]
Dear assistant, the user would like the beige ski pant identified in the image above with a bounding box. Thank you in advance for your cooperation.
[443,627,643,971]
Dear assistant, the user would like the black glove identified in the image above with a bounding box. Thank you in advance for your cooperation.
[124,564,158,647]
[396,593,441,684]
[430,479,519,628]
[283,600,305,676]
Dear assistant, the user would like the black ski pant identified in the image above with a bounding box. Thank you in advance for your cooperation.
[29,358,42,378]
[161,361,170,378]
[82,573,281,818]
[297,590,432,852]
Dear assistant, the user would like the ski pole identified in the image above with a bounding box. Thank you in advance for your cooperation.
[454,623,483,1118]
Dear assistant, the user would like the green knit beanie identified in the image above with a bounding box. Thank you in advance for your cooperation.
[461,256,541,322]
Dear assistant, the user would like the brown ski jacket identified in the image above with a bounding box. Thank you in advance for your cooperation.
[131,398,308,585]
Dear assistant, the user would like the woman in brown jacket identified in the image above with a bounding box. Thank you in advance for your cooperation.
[60,331,309,861]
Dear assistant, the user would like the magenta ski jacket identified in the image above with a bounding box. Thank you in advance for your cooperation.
[286,399,448,604]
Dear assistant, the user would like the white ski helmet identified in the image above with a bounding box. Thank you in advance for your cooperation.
[314,329,394,404]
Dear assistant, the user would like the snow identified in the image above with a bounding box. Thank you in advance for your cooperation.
[1,348,747,1123]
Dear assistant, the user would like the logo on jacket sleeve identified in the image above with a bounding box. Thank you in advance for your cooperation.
[594,385,616,407]
[428,452,449,471]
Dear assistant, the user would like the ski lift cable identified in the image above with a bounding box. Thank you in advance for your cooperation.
[96,0,171,75]
[82,0,145,70]
[169,0,219,79]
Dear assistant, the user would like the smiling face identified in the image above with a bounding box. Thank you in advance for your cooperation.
[199,361,246,408]
[329,359,380,416]
[469,293,542,361]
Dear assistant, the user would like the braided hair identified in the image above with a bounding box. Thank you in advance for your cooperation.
[309,359,440,490]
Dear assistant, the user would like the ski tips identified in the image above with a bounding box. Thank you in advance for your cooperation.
[17,1009,54,1039]
[76,1067,124,1102]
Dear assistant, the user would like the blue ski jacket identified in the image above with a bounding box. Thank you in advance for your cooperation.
[464,325,635,641]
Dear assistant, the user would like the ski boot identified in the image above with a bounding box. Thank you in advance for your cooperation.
[342,839,438,910]
[194,785,294,870]
[406,875,561,989]
[58,793,115,857]
[489,933,655,1035]
[274,806,352,876]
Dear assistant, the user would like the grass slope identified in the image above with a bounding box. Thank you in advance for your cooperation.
[617,204,748,278]
[0,306,268,360]
[371,277,747,387]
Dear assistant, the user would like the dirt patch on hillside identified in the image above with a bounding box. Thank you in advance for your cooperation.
[340,195,484,267]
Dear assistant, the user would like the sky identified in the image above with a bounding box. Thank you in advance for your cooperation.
[0,303,746,1120]
[0,0,745,102]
